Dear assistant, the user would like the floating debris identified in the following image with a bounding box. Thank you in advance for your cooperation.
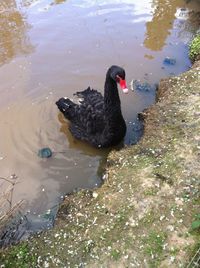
[38,148,52,158]
[131,80,157,92]
[163,57,176,65]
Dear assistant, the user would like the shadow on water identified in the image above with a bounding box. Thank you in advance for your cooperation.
[57,113,110,155]
[56,111,110,186]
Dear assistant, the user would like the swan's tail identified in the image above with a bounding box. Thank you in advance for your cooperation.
[56,98,76,120]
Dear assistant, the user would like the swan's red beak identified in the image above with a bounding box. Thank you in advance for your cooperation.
[118,77,128,94]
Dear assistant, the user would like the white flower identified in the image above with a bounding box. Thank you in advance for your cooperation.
[44,261,49,268]
[92,192,98,198]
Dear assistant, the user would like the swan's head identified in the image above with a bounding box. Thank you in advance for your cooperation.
[109,65,128,94]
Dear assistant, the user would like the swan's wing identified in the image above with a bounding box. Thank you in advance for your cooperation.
[57,87,106,138]
[74,87,104,110]
[62,88,104,135]
[70,102,105,135]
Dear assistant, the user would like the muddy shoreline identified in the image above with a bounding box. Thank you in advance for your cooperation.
[1,51,200,266]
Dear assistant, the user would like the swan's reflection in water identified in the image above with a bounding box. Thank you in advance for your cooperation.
[58,112,110,156]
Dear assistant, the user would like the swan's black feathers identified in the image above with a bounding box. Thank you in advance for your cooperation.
[56,87,105,139]
[56,66,127,148]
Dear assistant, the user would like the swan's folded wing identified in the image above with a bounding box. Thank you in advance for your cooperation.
[59,87,104,137]
[71,103,105,135]
[74,87,104,109]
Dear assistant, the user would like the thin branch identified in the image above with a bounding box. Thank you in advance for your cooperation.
[0,174,23,232]
[0,176,15,185]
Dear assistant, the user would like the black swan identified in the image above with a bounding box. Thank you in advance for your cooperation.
[56,65,128,148]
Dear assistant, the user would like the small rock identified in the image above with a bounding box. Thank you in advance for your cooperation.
[167,225,175,232]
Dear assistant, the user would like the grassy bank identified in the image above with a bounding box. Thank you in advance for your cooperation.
[1,63,200,267]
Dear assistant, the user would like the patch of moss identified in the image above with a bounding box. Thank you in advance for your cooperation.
[111,249,121,260]
[189,35,200,62]
[142,210,157,224]
[0,243,36,268]
[191,214,200,232]
[169,247,180,256]
[144,188,158,196]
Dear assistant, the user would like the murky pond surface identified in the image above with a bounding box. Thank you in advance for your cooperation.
[0,0,199,225]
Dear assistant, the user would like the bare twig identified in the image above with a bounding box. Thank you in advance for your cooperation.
[186,247,200,268]
[0,174,24,233]
[0,176,15,185]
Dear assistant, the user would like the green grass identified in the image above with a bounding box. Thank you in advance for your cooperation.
[144,188,158,196]
[189,35,200,62]
[143,231,167,267]
[0,243,37,268]
[111,249,121,260]
[191,214,200,231]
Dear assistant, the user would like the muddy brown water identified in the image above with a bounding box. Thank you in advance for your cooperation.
[0,0,199,230]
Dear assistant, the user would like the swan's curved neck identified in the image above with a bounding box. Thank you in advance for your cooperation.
[104,74,121,111]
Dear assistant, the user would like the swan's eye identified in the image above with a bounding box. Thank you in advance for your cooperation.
[116,75,121,82]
